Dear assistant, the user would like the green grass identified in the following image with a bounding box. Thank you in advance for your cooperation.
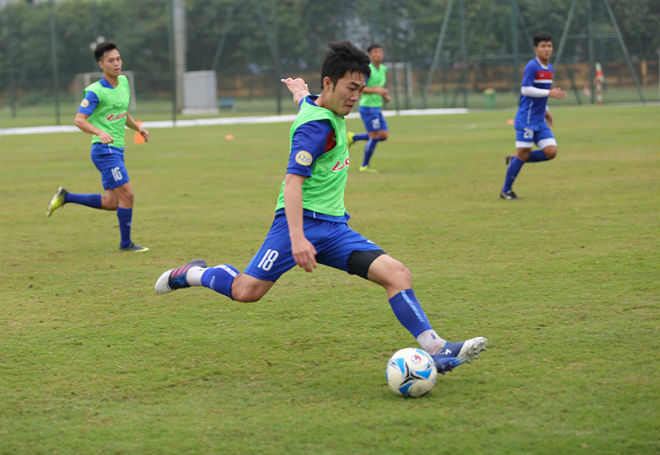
[1,105,658,454]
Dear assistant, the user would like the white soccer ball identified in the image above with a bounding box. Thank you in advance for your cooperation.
[386,347,438,398]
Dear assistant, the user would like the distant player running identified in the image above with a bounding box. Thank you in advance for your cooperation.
[47,42,150,252]
[155,41,487,375]
[500,33,567,200]
[348,44,390,173]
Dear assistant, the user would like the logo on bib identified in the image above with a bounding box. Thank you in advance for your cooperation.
[80,99,90,108]
[295,151,313,166]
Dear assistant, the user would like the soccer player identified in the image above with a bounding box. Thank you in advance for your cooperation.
[348,44,390,173]
[500,32,567,200]
[47,42,150,252]
[155,41,487,374]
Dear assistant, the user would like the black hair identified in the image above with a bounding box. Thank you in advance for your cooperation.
[367,44,383,53]
[320,40,371,88]
[94,42,118,62]
[533,33,552,47]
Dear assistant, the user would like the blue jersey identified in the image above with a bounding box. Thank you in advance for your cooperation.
[515,58,554,128]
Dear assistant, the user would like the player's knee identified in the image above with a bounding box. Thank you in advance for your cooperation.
[366,254,411,289]
[387,260,412,288]
[119,189,134,206]
[101,194,118,210]
[231,282,266,303]
[232,289,260,303]
[544,147,558,160]
[379,131,388,141]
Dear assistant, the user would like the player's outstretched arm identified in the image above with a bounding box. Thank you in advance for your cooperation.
[281,78,310,106]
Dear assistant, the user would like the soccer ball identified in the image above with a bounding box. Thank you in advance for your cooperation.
[386,347,437,398]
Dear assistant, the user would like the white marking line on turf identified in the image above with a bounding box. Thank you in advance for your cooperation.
[0,108,468,136]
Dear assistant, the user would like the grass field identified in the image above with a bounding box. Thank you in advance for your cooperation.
[1,104,658,454]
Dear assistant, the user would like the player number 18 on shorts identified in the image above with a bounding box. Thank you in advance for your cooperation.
[257,249,279,271]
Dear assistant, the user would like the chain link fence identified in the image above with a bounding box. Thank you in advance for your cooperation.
[1,0,658,127]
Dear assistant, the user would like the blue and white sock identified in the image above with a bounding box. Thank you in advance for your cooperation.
[65,193,102,209]
[362,138,378,166]
[201,264,240,300]
[389,289,446,353]
[503,156,524,192]
[389,289,432,337]
[116,207,132,248]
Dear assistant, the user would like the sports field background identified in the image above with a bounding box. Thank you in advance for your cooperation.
[1,104,658,454]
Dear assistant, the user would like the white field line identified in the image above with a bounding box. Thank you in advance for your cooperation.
[0,108,468,137]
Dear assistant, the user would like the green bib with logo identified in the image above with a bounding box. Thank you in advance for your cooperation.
[359,63,387,108]
[275,98,348,217]
[84,75,130,148]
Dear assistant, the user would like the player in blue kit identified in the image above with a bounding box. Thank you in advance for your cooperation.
[47,42,150,251]
[155,41,487,374]
[501,33,567,200]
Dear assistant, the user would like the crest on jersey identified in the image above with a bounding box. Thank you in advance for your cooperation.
[80,99,89,108]
[295,151,313,166]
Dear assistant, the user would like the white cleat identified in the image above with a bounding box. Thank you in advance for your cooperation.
[155,269,174,294]
[455,337,488,363]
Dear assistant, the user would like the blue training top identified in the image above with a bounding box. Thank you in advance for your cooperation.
[514,58,554,129]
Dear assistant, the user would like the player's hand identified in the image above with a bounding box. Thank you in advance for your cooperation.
[291,236,317,273]
[281,77,308,93]
[281,77,310,105]
[545,111,554,126]
[139,128,150,142]
[383,94,391,103]
[549,87,567,99]
[98,131,114,144]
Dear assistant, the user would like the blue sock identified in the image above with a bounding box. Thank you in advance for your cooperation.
[503,156,524,192]
[362,138,378,167]
[65,193,102,209]
[527,149,548,162]
[353,133,369,141]
[389,289,433,338]
[201,264,240,300]
[116,207,132,248]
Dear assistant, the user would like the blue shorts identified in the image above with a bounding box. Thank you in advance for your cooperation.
[514,123,557,149]
[359,106,388,132]
[91,143,130,190]
[244,214,383,282]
